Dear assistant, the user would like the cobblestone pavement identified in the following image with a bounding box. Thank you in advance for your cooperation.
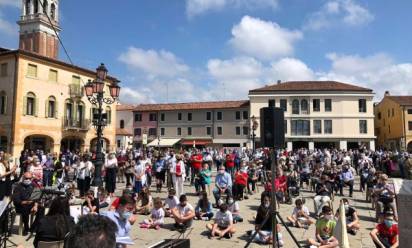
[9,174,379,248]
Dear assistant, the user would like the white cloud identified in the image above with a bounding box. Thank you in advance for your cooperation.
[270,58,315,82]
[118,47,189,78]
[186,0,278,17]
[304,0,374,30]
[229,16,302,60]
[119,87,154,104]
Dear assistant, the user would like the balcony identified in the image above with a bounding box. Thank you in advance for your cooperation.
[69,84,84,98]
[63,118,90,131]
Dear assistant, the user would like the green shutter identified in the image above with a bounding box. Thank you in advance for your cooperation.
[73,103,77,122]
[45,100,48,118]
[23,96,27,116]
[54,100,58,118]
[34,97,38,117]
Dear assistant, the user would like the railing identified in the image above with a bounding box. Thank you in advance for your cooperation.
[69,84,84,98]
[63,118,90,130]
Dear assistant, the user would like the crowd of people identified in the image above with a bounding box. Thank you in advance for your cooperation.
[0,146,409,247]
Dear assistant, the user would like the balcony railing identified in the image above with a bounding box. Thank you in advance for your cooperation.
[69,84,84,98]
[63,118,90,130]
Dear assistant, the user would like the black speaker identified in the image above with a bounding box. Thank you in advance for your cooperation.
[260,106,285,148]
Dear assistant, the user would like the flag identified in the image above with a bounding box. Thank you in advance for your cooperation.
[333,201,350,248]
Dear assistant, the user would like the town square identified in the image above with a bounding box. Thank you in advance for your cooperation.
[0,1,412,248]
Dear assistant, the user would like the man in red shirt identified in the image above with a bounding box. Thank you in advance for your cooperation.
[370,210,399,248]
[191,150,203,192]
[233,164,248,200]
[225,152,235,178]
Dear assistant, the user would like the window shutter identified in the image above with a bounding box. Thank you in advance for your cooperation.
[3,95,6,115]
[54,100,58,118]
[34,97,38,117]
[23,96,27,116]
[45,100,48,118]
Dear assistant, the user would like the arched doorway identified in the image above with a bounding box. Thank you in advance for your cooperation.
[408,141,412,153]
[24,135,54,153]
[61,137,85,153]
[90,138,110,153]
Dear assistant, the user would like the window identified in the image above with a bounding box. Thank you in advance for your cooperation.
[177,127,182,136]
[188,113,192,121]
[0,91,6,115]
[47,96,56,118]
[313,99,320,112]
[148,128,157,136]
[106,106,112,124]
[206,127,212,135]
[325,99,332,112]
[243,111,248,120]
[161,128,165,136]
[359,120,367,134]
[178,112,182,121]
[409,121,412,131]
[284,120,287,134]
[292,100,299,114]
[160,113,165,122]
[187,127,192,136]
[217,126,222,135]
[65,101,73,119]
[243,126,249,135]
[25,92,36,116]
[291,120,310,136]
[149,113,157,121]
[408,109,412,115]
[235,111,241,120]
[134,113,142,122]
[324,120,332,134]
[43,0,48,14]
[0,63,7,77]
[51,3,56,20]
[378,112,382,120]
[0,136,6,152]
[48,69,58,82]
[72,75,80,85]
[27,64,37,77]
[77,102,84,124]
[313,120,322,134]
[206,112,212,121]
[280,99,287,111]
[301,99,309,114]
[236,126,241,135]
[134,128,141,136]
[120,120,125,129]
[217,112,222,120]
[358,99,367,113]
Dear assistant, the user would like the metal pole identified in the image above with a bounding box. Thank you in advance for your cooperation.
[271,149,278,248]
[93,92,104,187]
[252,131,256,153]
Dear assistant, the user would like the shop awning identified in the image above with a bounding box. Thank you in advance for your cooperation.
[147,138,181,147]
[181,139,212,146]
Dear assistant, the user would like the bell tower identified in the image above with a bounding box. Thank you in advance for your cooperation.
[18,0,61,59]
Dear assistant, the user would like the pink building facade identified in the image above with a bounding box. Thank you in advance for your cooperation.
[133,110,158,147]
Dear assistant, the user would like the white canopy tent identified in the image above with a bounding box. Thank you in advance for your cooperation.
[147,138,181,148]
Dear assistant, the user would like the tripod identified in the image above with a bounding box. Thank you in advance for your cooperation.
[0,200,18,248]
[244,149,301,248]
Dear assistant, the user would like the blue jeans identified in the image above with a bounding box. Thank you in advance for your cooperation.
[43,170,54,187]
[134,181,143,194]
[213,186,232,205]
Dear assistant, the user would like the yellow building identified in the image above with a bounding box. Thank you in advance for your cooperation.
[0,0,118,157]
[374,92,412,152]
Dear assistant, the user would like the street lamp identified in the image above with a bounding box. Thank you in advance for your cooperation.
[84,63,121,186]
[251,115,258,153]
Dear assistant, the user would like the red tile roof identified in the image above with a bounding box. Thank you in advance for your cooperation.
[249,81,372,93]
[386,96,412,106]
[133,100,249,112]
[116,104,136,111]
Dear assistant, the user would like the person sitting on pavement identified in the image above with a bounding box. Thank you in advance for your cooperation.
[314,175,333,217]
[213,165,233,207]
[206,203,236,239]
[338,163,354,197]
[110,188,134,211]
[287,198,314,229]
[164,188,179,217]
[334,198,360,235]
[227,197,243,223]
[195,191,214,221]
[370,209,399,248]
[233,164,248,201]
[374,174,398,222]
[135,186,153,215]
[171,194,195,230]
[140,197,165,230]
[83,190,98,214]
[308,205,339,248]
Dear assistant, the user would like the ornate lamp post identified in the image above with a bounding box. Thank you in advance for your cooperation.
[251,115,258,153]
[84,63,121,186]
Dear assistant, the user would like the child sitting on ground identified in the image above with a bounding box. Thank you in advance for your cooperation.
[287,198,314,229]
[140,197,165,230]
[228,198,243,223]
[164,188,179,217]
[195,191,214,221]
[135,186,153,215]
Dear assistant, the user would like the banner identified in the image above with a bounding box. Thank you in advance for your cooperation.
[333,201,350,248]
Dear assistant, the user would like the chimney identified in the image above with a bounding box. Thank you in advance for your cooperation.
[384,91,390,96]
[277,80,281,85]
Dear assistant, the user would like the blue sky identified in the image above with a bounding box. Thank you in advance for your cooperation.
[1,0,412,103]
